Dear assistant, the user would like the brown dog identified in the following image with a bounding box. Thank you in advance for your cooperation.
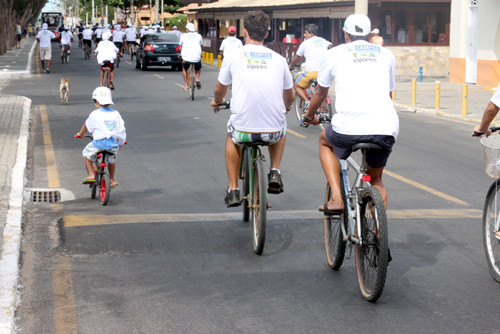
[59,78,70,104]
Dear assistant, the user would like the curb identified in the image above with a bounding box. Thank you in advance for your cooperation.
[0,41,36,79]
[393,101,491,124]
[0,96,31,334]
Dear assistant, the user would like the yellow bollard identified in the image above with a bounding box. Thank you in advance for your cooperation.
[209,52,214,65]
[411,79,417,106]
[202,51,205,63]
[218,54,222,68]
[435,81,440,110]
[391,89,395,101]
[461,84,468,115]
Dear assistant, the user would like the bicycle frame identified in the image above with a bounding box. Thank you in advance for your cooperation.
[239,145,266,207]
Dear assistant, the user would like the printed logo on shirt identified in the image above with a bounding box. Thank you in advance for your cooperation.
[104,120,117,131]
[245,51,272,69]
[351,44,381,63]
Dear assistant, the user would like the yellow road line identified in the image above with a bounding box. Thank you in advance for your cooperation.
[53,255,78,334]
[40,105,60,187]
[64,208,481,227]
[153,74,164,79]
[287,129,307,138]
[384,169,468,206]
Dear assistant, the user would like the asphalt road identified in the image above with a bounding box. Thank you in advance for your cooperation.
[5,41,500,333]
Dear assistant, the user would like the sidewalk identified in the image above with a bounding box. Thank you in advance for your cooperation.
[0,37,496,333]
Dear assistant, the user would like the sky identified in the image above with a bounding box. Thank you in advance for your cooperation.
[42,0,61,12]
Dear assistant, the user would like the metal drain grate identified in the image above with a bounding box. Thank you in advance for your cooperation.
[31,190,61,203]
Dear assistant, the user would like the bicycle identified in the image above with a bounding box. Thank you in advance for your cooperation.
[291,67,333,129]
[115,53,120,68]
[474,127,500,283]
[219,101,270,255]
[322,134,389,302]
[187,63,196,101]
[101,61,113,89]
[128,42,135,61]
[74,135,120,206]
[61,44,70,64]
[84,43,90,59]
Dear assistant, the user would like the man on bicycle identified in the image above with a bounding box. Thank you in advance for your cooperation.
[124,24,138,55]
[60,26,73,58]
[180,23,203,90]
[211,10,295,207]
[288,24,331,108]
[112,25,125,57]
[302,14,398,214]
[94,31,119,89]
[473,83,500,136]
[82,24,94,55]
[77,23,84,47]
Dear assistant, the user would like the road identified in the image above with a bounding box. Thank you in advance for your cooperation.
[4,42,500,333]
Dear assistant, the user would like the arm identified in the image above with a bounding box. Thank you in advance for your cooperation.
[283,88,295,112]
[289,54,300,70]
[303,85,329,125]
[474,101,500,136]
[211,81,229,113]
[76,123,88,138]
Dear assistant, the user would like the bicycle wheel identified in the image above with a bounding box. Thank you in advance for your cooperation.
[130,45,134,61]
[355,186,388,302]
[85,46,89,59]
[190,69,195,101]
[324,179,348,270]
[116,55,120,68]
[100,173,111,206]
[104,70,110,88]
[294,95,307,127]
[251,157,267,255]
[241,148,250,222]
[483,180,500,283]
[90,182,97,199]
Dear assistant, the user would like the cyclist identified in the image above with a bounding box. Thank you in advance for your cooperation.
[112,25,125,57]
[94,31,119,89]
[370,28,384,46]
[180,23,203,90]
[171,25,181,40]
[219,26,242,62]
[60,26,73,58]
[77,23,84,47]
[124,24,138,55]
[94,24,103,46]
[473,83,500,137]
[75,86,126,189]
[210,10,295,207]
[288,23,331,109]
[82,24,94,55]
[302,14,398,214]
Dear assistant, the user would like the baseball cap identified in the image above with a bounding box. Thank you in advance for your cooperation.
[228,26,236,34]
[343,14,371,36]
[186,23,196,32]
[102,31,111,40]
[372,28,380,34]
[92,87,114,105]
[173,26,177,29]
[42,23,48,30]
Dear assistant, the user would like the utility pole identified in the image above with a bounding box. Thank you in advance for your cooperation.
[161,0,164,26]
[354,0,368,15]
[154,0,159,24]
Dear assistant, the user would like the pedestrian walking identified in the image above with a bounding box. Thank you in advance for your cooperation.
[15,21,22,48]
[36,23,56,73]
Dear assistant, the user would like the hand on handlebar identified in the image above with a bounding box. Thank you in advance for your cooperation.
[301,112,320,126]
[210,98,227,113]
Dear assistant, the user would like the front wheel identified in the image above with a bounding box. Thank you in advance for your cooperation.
[251,158,267,255]
[355,186,388,302]
[324,179,348,270]
[100,173,111,206]
[483,180,500,283]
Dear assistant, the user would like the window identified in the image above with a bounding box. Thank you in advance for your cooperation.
[395,10,409,43]
[414,11,429,43]
[377,11,392,43]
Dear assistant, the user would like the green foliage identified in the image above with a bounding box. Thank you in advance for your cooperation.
[163,14,186,30]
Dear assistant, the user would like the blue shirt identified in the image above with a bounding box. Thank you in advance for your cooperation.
[92,107,120,150]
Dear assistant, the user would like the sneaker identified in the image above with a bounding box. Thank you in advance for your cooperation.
[196,80,202,90]
[46,68,50,73]
[68,50,71,55]
[61,54,64,59]
[268,170,283,194]
[224,188,241,207]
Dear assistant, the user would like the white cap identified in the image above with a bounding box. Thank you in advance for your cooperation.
[173,26,177,29]
[42,23,48,30]
[92,87,114,105]
[371,28,380,35]
[343,14,371,37]
[115,25,121,30]
[102,31,112,40]
[186,23,196,32]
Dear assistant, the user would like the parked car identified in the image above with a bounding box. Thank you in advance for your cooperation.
[135,33,182,71]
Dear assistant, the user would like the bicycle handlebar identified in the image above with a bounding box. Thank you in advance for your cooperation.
[75,134,127,145]
[473,126,500,137]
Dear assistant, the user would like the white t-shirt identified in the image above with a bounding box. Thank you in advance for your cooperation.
[180,32,203,62]
[95,40,119,64]
[60,30,73,45]
[172,30,181,40]
[112,30,125,43]
[82,28,93,40]
[125,27,137,41]
[37,29,56,47]
[85,108,126,145]
[218,44,293,133]
[95,27,103,38]
[491,83,500,108]
[317,40,399,138]
[296,36,331,72]
[220,36,243,61]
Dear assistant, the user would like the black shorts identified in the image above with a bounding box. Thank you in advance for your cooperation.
[182,61,202,71]
[16,34,21,41]
[114,42,123,48]
[95,38,101,44]
[126,41,138,46]
[100,62,114,72]
[83,39,92,47]
[325,125,395,168]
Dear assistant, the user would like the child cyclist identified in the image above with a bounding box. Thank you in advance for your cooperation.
[75,87,126,189]
[94,31,119,89]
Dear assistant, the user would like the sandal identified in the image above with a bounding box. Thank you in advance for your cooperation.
[82,177,96,184]
[319,202,343,216]
[110,182,119,190]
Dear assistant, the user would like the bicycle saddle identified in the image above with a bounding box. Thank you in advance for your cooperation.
[352,143,382,152]
[243,140,269,147]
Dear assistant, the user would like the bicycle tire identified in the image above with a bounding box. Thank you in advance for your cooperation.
[355,186,388,302]
[84,46,89,59]
[324,180,348,270]
[483,179,500,283]
[190,68,195,101]
[130,45,134,61]
[90,181,97,199]
[100,173,111,206]
[104,70,110,89]
[116,55,120,68]
[241,148,250,222]
[252,157,267,255]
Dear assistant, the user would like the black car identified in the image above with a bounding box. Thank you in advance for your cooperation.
[135,33,182,71]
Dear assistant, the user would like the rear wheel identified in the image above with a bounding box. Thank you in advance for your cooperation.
[115,55,120,68]
[324,180,348,270]
[189,69,195,100]
[483,180,500,283]
[252,158,267,255]
[241,149,250,222]
[90,182,97,199]
[100,173,111,206]
[355,186,388,302]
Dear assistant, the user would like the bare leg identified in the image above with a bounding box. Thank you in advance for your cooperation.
[366,165,387,207]
[294,83,309,102]
[108,162,117,185]
[83,157,94,180]
[318,130,343,211]
[182,67,188,88]
[268,135,286,170]
[225,135,241,190]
